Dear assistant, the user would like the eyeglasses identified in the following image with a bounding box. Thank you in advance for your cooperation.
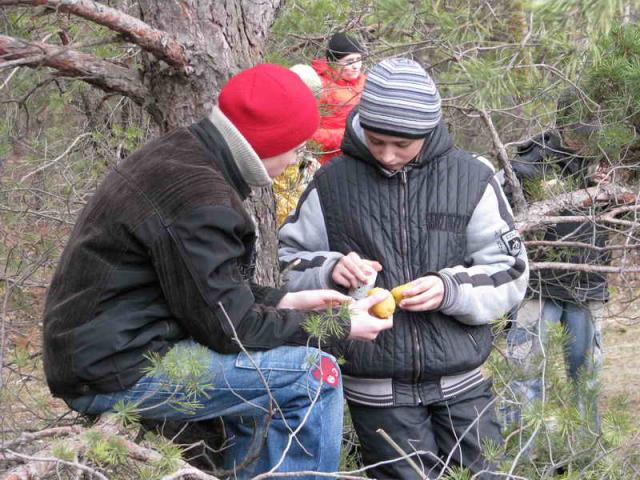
[337,55,363,67]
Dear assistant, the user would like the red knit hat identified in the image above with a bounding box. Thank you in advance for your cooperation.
[218,64,320,159]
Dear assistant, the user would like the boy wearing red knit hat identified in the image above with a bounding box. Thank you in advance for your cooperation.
[43,64,392,479]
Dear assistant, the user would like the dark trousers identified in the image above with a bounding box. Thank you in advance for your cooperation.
[348,379,501,479]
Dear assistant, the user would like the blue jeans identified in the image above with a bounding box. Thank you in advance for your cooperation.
[66,340,343,479]
[503,298,603,429]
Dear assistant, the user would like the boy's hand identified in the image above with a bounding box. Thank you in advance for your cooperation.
[332,252,382,289]
[278,290,351,311]
[347,289,394,341]
[396,275,445,312]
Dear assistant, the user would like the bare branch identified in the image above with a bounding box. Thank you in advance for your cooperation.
[1,449,109,480]
[530,262,640,273]
[525,240,640,252]
[20,133,92,183]
[0,0,188,69]
[0,34,149,104]
[376,429,428,479]
[522,213,639,229]
[0,66,19,89]
[0,425,83,450]
[477,108,527,214]
[517,184,637,233]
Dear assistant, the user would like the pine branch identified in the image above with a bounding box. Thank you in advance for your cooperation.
[0,34,149,105]
[0,0,189,69]
[0,415,220,480]
[301,303,349,344]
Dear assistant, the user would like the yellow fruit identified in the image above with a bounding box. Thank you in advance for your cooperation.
[367,288,396,319]
[391,283,412,303]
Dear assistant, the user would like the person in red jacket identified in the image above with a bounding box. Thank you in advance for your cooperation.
[312,32,366,164]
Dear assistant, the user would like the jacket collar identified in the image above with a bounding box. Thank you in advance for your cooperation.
[208,107,271,189]
[341,108,455,175]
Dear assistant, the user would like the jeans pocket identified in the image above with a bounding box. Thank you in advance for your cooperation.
[235,346,319,372]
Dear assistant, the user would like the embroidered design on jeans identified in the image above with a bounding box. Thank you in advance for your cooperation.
[312,357,339,387]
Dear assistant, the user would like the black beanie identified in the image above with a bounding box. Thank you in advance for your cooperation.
[326,32,364,61]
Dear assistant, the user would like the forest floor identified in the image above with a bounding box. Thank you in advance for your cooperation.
[601,306,640,420]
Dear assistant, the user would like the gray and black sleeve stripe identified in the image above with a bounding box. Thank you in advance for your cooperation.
[277,185,344,291]
[438,180,529,325]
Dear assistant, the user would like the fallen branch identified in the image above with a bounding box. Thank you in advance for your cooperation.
[2,449,109,480]
[516,184,638,233]
[0,425,83,451]
[530,262,640,273]
[161,468,219,480]
[0,415,221,480]
[525,240,640,252]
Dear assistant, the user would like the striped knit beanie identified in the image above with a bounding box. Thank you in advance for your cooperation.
[359,58,442,138]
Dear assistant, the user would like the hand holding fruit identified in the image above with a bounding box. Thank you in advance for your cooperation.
[332,252,382,289]
[393,275,445,312]
[347,289,394,341]
[367,288,395,318]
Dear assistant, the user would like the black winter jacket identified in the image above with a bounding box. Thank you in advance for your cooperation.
[43,110,348,399]
[279,111,529,405]
[511,131,609,302]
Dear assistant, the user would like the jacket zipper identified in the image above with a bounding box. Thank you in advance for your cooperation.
[400,169,423,404]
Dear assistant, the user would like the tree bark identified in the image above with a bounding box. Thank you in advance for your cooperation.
[3,0,283,285]
[136,0,282,286]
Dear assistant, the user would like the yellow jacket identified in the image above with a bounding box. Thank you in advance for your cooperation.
[273,155,320,225]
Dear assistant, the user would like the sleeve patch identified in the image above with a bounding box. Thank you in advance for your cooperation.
[500,229,522,256]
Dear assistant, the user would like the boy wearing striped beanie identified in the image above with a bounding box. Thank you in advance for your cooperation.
[359,57,442,138]
[279,58,528,479]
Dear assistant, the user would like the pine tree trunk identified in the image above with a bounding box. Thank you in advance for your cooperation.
[129,1,283,466]
[137,0,282,286]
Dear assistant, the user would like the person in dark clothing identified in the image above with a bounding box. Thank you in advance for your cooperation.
[279,58,529,479]
[42,64,393,479]
[500,129,608,431]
